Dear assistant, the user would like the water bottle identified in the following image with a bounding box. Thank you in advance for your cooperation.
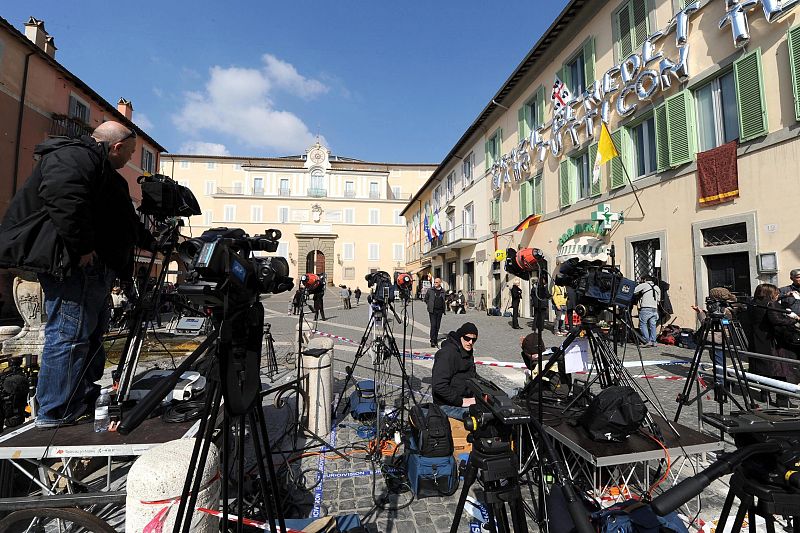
[94,389,111,432]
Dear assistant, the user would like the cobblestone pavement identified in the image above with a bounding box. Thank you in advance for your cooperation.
[256,292,751,532]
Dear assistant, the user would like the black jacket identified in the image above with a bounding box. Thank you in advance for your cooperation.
[510,285,522,304]
[0,136,154,278]
[748,298,799,379]
[425,286,446,314]
[431,331,477,406]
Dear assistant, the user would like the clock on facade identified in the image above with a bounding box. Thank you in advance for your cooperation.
[310,149,325,163]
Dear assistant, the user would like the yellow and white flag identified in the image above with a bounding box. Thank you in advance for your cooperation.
[592,122,619,185]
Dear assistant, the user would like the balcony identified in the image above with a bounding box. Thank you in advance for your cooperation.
[344,190,356,198]
[278,187,291,196]
[216,187,245,195]
[50,114,93,138]
[369,191,381,200]
[427,224,478,255]
[252,188,265,196]
[307,188,328,198]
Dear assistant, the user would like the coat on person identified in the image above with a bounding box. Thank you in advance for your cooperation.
[749,297,800,382]
[431,329,478,407]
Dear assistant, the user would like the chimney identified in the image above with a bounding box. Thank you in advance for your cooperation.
[44,35,57,58]
[117,98,133,120]
[24,17,47,51]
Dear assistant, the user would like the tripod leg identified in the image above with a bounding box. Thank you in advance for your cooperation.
[449,461,480,533]
[674,322,711,422]
[236,415,245,533]
[492,501,511,533]
[731,494,752,533]
[255,404,288,533]
[332,315,375,415]
[716,485,737,533]
[248,410,282,533]
[508,498,529,533]
[221,412,230,533]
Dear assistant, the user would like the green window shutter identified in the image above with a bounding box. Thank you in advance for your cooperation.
[610,130,626,189]
[584,37,596,87]
[535,86,545,127]
[497,128,503,157]
[533,172,543,215]
[616,2,633,59]
[559,160,572,208]
[654,103,670,171]
[519,181,529,220]
[485,140,491,170]
[588,142,601,196]
[518,107,526,141]
[632,0,649,52]
[788,26,800,121]
[561,65,571,92]
[665,90,694,167]
[735,48,768,141]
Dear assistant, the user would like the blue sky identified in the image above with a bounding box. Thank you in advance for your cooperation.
[5,1,569,163]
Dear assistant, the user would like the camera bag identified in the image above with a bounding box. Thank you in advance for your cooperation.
[0,364,30,430]
[349,380,377,422]
[578,386,646,442]
[409,403,453,457]
[405,435,458,497]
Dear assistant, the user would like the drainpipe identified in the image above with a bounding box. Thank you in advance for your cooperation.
[12,51,35,197]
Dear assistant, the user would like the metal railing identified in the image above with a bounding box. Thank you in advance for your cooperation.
[278,187,291,196]
[308,188,327,198]
[344,190,356,198]
[427,224,477,252]
[252,188,265,196]
[369,191,381,199]
[50,114,93,138]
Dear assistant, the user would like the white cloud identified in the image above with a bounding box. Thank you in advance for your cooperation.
[172,55,329,154]
[262,54,328,100]
[179,141,230,156]
[134,112,154,130]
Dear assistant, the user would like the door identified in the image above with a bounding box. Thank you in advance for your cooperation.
[447,261,456,291]
[306,250,326,275]
[706,252,751,299]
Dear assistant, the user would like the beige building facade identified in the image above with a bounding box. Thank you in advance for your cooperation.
[161,143,434,288]
[404,0,800,326]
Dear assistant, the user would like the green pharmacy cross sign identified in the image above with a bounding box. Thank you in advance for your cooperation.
[591,203,624,230]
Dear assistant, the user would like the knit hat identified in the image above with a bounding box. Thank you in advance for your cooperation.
[709,287,737,302]
[456,322,479,338]
[521,332,544,356]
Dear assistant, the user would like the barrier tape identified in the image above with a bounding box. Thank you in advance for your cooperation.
[311,425,337,518]
[140,471,221,532]
[196,508,304,532]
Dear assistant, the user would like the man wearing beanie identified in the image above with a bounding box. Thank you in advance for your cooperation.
[431,322,479,419]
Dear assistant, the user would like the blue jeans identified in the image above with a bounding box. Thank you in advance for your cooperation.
[439,404,468,421]
[36,264,116,426]
[639,307,659,344]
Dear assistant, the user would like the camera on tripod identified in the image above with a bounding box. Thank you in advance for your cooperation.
[464,377,532,432]
[177,227,293,305]
[137,173,202,219]
[366,270,393,305]
[554,258,636,322]
[704,297,733,319]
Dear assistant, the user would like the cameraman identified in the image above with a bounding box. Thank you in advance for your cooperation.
[635,275,661,347]
[0,121,155,428]
[432,323,479,419]
[510,280,522,329]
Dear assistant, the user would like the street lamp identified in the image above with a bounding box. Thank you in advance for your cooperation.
[489,221,499,251]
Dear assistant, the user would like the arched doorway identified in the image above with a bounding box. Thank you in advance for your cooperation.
[305,250,326,275]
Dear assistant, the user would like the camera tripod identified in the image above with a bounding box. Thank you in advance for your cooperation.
[119,301,287,533]
[674,312,754,424]
[332,299,417,442]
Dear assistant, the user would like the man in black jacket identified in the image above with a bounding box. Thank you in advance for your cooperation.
[424,277,446,347]
[0,121,155,428]
[530,276,549,333]
[431,322,478,419]
[510,280,522,329]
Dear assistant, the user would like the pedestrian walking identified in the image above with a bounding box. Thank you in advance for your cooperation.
[354,287,362,306]
[425,277,446,347]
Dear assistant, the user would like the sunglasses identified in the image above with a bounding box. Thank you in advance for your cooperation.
[462,335,478,343]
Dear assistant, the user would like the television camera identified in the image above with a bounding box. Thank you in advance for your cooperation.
[137,173,201,219]
[554,258,636,322]
[504,247,547,281]
[176,227,293,307]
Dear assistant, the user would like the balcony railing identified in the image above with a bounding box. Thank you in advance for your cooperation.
[428,224,477,253]
[308,188,328,198]
[278,187,291,196]
[369,191,381,199]
[252,188,265,196]
[344,190,356,198]
[50,114,93,138]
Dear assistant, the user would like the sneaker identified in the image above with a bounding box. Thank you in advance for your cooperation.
[35,404,91,429]
[430,341,438,348]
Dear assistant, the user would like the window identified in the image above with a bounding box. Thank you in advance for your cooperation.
[561,38,595,96]
[277,242,289,259]
[654,91,693,170]
[485,129,502,170]
[393,244,403,262]
[68,94,89,123]
[141,148,155,174]
[631,238,660,281]
[310,169,325,196]
[252,177,264,195]
[462,152,473,187]
[234,163,242,171]
[205,181,216,195]
[393,210,403,225]
[342,243,354,261]
[392,186,401,199]
[343,267,355,280]
[695,71,739,152]
[614,0,650,61]
[574,152,591,201]
[368,243,379,261]
[369,182,380,199]
[519,87,544,140]
[345,181,355,197]
[180,160,189,169]
[369,209,380,225]
[279,178,290,195]
[206,161,216,170]
[278,207,289,223]
[204,210,213,226]
[251,206,262,222]
[702,223,748,246]
[232,181,243,194]
[445,172,455,200]
[344,208,355,224]
[224,205,235,222]
[490,195,501,226]
[433,186,442,209]
[631,116,657,178]
[560,150,597,207]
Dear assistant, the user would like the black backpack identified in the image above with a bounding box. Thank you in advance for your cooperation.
[409,403,453,457]
[578,386,646,442]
